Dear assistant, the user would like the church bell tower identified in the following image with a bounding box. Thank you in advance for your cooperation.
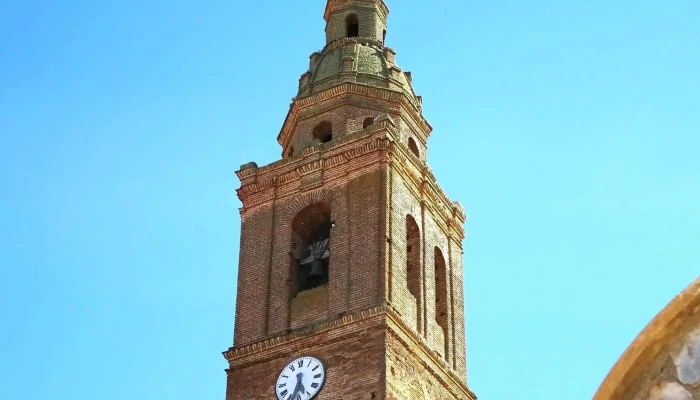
[223,1,475,399]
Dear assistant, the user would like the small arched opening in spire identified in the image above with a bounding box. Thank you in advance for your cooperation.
[313,121,333,144]
[346,14,359,38]
[408,137,420,158]
[363,117,375,129]
[383,29,387,44]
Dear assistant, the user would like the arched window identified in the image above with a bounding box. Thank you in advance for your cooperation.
[408,137,420,158]
[286,146,295,158]
[291,203,332,294]
[346,14,359,37]
[434,247,449,359]
[313,121,333,144]
[363,117,375,129]
[383,29,387,44]
[406,215,422,333]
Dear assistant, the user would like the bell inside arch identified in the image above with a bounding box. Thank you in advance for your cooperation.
[307,258,326,281]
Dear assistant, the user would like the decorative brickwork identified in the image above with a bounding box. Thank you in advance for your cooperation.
[224,1,474,399]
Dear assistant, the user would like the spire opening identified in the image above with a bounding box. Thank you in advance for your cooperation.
[346,14,359,37]
[313,121,333,143]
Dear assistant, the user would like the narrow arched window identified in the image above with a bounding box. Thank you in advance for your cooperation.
[313,121,333,144]
[346,14,359,37]
[406,215,422,333]
[383,29,387,44]
[363,117,375,129]
[291,203,332,295]
[287,146,295,158]
[435,247,449,359]
[408,137,420,158]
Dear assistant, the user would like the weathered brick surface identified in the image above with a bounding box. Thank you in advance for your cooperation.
[225,1,474,399]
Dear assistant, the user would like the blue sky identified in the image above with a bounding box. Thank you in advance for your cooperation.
[1,0,698,399]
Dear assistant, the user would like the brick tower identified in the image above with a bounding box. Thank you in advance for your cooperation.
[223,1,475,399]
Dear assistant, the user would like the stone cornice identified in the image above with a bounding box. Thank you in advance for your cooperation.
[385,305,477,400]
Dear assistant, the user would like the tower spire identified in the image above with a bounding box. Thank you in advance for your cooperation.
[323,0,389,44]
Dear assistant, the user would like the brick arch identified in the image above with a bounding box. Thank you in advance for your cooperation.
[282,187,342,226]
[293,112,346,151]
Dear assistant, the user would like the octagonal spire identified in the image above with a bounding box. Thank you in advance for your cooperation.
[323,0,390,44]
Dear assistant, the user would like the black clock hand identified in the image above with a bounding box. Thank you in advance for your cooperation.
[291,373,304,399]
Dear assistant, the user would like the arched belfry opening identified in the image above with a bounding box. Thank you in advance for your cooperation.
[313,121,333,144]
[291,203,332,295]
[346,14,359,37]
[434,247,449,359]
[408,137,420,158]
[406,215,422,333]
[363,117,375,129]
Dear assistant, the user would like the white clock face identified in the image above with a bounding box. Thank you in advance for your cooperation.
[275,356,326,400]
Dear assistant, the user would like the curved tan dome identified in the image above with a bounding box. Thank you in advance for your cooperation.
[593,276,700,400]
[297,38,420,107]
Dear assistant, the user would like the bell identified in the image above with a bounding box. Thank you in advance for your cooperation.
[308,259,326,279]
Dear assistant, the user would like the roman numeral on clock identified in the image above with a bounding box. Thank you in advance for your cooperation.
[311,383,319,389]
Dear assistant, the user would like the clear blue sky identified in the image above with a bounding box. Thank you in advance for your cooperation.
[1,1,698,399]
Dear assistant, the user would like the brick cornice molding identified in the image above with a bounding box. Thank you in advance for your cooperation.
[223,305,390,363]
[277,82,430,150]
[237,127,396,212]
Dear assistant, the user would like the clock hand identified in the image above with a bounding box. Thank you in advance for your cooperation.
[291,373,304,399]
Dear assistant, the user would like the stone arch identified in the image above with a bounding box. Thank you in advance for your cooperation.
[593,277,700,400]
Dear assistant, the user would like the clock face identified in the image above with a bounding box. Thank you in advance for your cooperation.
[275,356,326,400]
